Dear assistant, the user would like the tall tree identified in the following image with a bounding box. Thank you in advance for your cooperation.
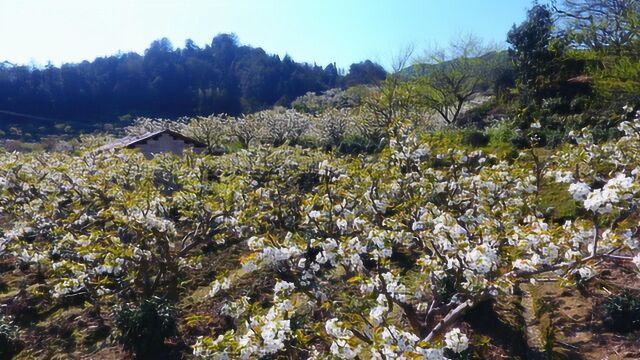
[416,36,498,125]
[343,60,387,88]
[507,4,566,103]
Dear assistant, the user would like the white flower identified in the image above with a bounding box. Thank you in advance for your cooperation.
[330,340,359,359]
[318,160,332,176]
[381,272,407,302]
[52,277,86,298]
[380,325,419,354]
[194,341,212,358]
[273,280,295,295]
[555,171,574,183]
[260,245,301,265]
[464,244,497,274]
[583,173,636,213]
[368,294,389,326]
[416,347,447,359]
[411,147,430,160]
[258,318,290,355]
[568,182,591,201]
[326,318,361,357]
[412,221,425,231]
[584,189,616,213]
[353,217,367,231]
[242,261,258,273]
[18,249,46,264]
[444,328,469,353]
[208,278,231,298]
[336,218,348,233]
[576,266,596,280]
[308,210,322,220]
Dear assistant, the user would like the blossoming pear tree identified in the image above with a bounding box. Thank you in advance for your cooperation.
[0,150,245,303]
[191,113,640,358]
[1,111,639,358]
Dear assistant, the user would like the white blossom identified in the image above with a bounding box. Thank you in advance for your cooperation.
[444,328,469,353]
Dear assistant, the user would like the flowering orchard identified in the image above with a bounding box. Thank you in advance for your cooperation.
[127,106,379,152]
[1,113,640,358]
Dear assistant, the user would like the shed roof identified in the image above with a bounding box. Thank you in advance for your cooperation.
[96,129,207,152]
[566,75,593,84]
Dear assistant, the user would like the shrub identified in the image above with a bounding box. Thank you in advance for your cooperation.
[5,291,41,326]
[541,129,565,148]
[528,130,547,147]
[0,315,22,359]
[461,130,490,147]
[510,133,529,149]
[486,121,516,146]
[602,289,640,333]
[337,135,382,155]
[112,296,177,357]
[207,146,228,156]
[591,124,623,143]
[290,135,321,149]
[432,273,458,304]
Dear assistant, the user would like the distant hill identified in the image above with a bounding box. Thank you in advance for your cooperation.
[400,50,513,82]
[0,34,386,140]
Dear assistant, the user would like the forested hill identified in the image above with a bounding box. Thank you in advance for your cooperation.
[0,33,386,127]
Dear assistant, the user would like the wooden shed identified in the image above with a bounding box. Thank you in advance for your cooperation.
[97,129,206,158]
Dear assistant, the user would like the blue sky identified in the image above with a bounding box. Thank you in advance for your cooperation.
[0,0,534,70]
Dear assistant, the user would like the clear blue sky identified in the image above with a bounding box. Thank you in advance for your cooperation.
[0,0,534,70]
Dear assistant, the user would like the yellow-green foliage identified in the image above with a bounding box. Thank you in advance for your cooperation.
[2,115,640,358]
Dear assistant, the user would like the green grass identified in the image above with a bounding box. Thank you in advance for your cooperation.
[539,181,578,222]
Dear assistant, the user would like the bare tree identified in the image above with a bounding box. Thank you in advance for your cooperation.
[357,46,427,139]
[554,0,640,55]
[416,35,499,125]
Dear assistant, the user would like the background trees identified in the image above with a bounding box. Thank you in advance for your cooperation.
[0,34,386,139]
[342,60,387,88]
[502,0,640,128]
[555,0,640,55]
[2,1,640,146]
[505,3,602,130]
[554,0,640,110]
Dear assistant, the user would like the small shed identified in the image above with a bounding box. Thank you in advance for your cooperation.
[97,129,206,158]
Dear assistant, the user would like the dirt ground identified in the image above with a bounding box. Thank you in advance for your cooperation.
[522,260,640,360]
[2,252,640,359]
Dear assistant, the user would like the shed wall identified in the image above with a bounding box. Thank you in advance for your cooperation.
[132,133,203,158]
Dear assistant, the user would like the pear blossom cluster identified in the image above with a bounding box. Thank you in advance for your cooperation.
[563,173,638,214]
